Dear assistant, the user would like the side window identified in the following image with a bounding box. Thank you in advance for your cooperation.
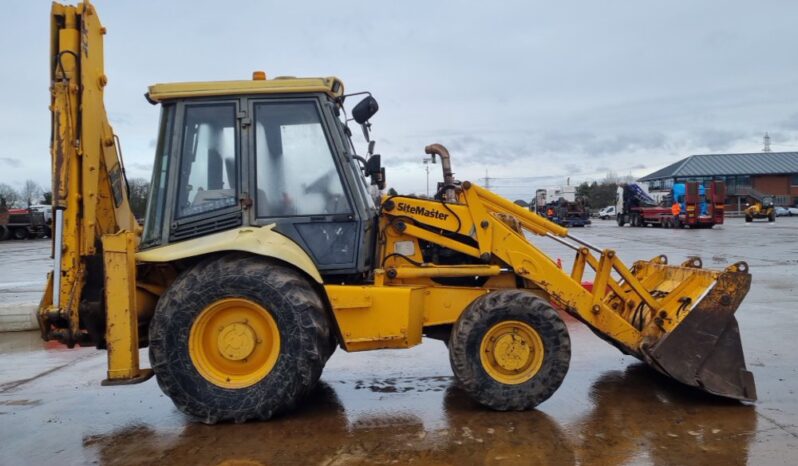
[142,104,175,246]
[254,101,350,217]
[176,104,238,219]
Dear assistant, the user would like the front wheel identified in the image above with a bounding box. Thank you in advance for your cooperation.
[149,253,333,423]
[448,290,571,411]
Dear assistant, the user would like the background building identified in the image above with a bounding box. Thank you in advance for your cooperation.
[639,152,798,210]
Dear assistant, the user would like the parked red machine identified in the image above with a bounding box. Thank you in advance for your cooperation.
[617,181,725,229]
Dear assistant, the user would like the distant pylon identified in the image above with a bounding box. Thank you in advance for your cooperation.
[763,132,771,152]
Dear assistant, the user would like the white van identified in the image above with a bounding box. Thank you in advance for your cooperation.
[598,205,616,220]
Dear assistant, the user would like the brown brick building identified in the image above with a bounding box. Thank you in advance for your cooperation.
[639,152,798,210]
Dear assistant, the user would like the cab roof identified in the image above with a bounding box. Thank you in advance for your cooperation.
[146,76,344,103]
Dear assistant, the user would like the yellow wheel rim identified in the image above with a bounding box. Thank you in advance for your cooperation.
[189,298,280,389]
[480,320,544,385]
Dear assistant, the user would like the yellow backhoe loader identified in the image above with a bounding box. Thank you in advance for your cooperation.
[40,1,756,423]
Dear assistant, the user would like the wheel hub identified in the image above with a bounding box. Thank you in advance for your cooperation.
[492,333,531,371]
[480,320,545,384]
[189,298,280,389]
[218,322,257,361]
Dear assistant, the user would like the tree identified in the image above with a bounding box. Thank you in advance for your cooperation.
[575,180,619,209]
[387,187,398,196]
[127,177,150,219]
[42,192,53,205]
[0,183,19,207]
[21,179,42,206]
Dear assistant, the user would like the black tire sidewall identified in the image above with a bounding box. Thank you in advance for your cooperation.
[450,291,571,410]
[149,255,328,422]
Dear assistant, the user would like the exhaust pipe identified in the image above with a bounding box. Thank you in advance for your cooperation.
[424,144,456,202]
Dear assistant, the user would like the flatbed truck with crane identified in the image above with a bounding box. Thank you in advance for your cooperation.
[617,181,726,229]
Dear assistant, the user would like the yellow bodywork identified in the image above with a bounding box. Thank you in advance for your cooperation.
[147,77,344,102]
[100,232,149,384]
[325,182,735,357]
[136,225,323,283]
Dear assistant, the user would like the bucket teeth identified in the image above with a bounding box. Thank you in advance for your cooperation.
[640,268,756,401]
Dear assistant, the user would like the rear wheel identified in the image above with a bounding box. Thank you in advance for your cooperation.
[616,214,625,227]
[0,226,9,241]
[149,253,332,423]
[12,228,27,240]
[448,290,571,411]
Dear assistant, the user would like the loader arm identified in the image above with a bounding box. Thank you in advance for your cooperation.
[40,1,140,354]
[379,169,755,401]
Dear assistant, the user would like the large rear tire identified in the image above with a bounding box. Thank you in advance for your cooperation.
[0,226,10,241]
[149,253,332,423]
[448,290,571,411]
[12,228,27,240]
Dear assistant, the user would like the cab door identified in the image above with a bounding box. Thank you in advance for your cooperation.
[246,97,363,273]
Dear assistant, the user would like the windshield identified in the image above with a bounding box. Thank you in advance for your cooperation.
[335,99,376,209]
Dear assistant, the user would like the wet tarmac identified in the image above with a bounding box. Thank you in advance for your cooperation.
[1,219,796,465]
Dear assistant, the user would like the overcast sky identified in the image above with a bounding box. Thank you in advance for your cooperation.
[2,0,797,201]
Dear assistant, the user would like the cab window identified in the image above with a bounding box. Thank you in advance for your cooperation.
[254,101,350,217]
[176,104,238,219]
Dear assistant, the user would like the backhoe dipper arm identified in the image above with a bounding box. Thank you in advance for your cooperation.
[41,1,139,347]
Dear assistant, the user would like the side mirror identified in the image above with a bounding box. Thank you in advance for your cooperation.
[364,155,386,190]
[365,155,381,177]
[352,96,379,124]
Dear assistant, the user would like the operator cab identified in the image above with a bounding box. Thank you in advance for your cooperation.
[142,75,381,277]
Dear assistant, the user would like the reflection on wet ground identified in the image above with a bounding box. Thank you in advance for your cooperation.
[1,221,795,465]
[78,364,758,466]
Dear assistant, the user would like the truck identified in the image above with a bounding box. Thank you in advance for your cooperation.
[0,205,47,240]
[37,1,755,424]
[534,188,591,227]
[616,181,725,229]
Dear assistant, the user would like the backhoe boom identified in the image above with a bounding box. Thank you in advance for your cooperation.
[42,1,139,353]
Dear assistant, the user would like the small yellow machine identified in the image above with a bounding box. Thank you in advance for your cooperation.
[744,196,776,223]
[40,1,756,423]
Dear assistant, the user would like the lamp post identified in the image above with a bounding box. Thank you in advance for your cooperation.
[423,157,433,197]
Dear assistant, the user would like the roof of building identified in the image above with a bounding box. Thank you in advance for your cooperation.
[638,152,798,181]
[147,76,344,102]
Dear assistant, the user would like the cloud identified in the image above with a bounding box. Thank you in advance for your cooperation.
[778,113,798,130]
[0,157,21,168]
[688,129,747,152]
[108,112,132,126]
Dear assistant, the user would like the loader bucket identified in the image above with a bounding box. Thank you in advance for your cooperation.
[638,264,757,401]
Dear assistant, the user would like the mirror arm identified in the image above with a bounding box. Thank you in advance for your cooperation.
[361,122,371,143]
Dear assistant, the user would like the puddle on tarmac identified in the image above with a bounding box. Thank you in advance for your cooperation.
[79,364,757,466]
